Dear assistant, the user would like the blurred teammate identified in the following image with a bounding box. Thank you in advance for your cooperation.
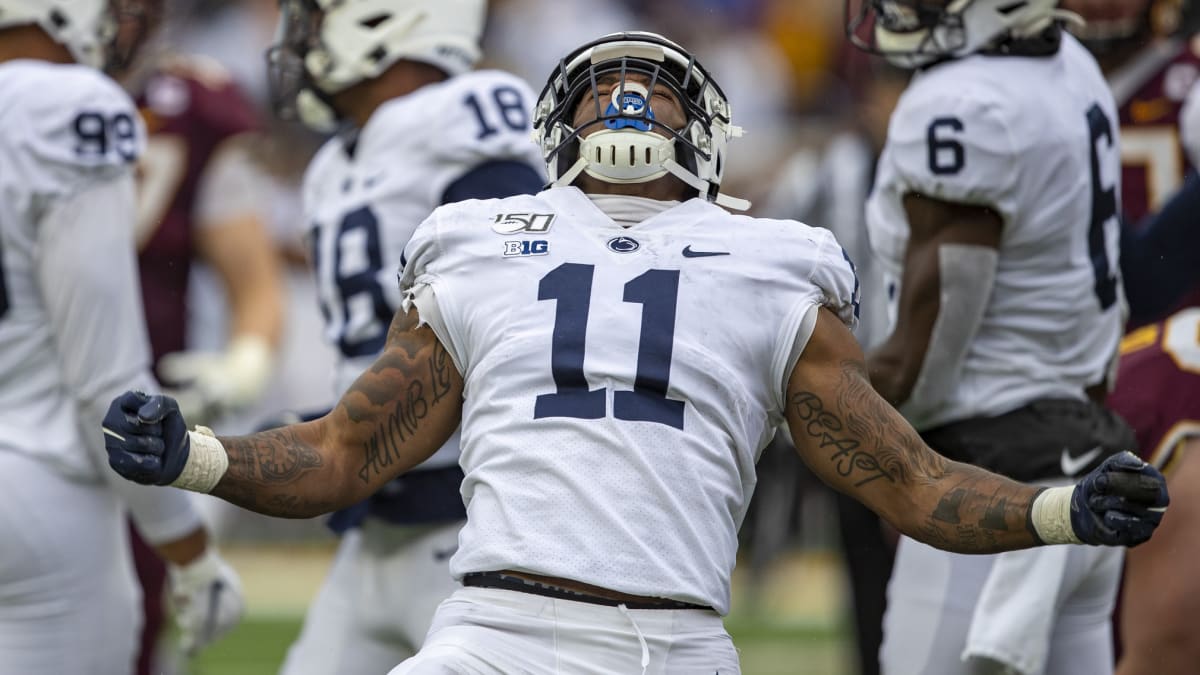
[1061,0,1200,323]
[108,4,283,671]
[848,1,1137,673]
[0,2,243,673]
[264,1,543,671]
[104,31,1167,673]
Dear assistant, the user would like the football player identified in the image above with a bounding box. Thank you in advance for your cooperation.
[847,1,1137,673]
[264,1,543,672]
[1106,307,1200,675]
[1061,0,1200,322]
[103,31,1167,673]
[0,2,242,673]
[1064,5,1200,674]
[107,4,284,672]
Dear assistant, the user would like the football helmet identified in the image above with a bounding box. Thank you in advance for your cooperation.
[268,0,485,132]
[846,0,1081,68]
[533,32,750,210]
[0,0,121,68]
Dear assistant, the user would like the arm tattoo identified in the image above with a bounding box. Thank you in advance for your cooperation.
[214,427,333,518]
[790,359,1041,553]
[212,309,462,519]
[354,339,455,483]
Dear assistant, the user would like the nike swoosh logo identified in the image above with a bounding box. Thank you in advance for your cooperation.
[682,246,730,258]
[1060,446,1103,477]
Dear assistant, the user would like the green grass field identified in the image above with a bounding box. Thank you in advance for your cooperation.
[187,544,853,674]
[192,615,850,675]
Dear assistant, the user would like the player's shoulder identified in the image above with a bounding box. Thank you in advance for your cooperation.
[141,54,259,136]
[302,133,351,203]
[363,69,534,152]
[893,61,1011,132]
[0,60,143,179]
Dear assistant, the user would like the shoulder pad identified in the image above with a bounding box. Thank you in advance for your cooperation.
[1,62,144,189]
[883,75,1018,215]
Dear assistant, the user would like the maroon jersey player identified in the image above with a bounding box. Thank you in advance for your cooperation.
[1106,308,1200,675]
[120,53,284,675]
[1062,0,1199,222]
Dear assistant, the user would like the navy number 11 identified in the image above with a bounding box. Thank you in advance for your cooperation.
[534,263,684,430]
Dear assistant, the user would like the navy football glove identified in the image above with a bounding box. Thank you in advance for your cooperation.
[1070,451,1168,547]
[102,391,191,486]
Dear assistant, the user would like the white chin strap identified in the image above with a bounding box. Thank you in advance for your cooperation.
[297,88,339,133]
[553,129,750,211]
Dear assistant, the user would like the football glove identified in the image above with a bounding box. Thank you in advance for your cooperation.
[103,391,191,486]
[168,548,245,655]
[158,334,273,426]
[1070,451,1168,547]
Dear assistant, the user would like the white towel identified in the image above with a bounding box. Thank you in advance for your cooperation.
[962,545,1073,675]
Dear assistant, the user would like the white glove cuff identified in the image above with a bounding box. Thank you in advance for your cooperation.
[171,426,229,493]
[1030,486,1082,545]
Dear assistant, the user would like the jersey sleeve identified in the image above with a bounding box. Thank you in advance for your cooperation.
[11,66,145,195]
[398,208,469,374]
[770,225,862,408]
[882,83,1020,221]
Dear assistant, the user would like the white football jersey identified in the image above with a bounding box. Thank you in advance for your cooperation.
[304,70,543,469]
[0,60,147,479]
[400,187,859,614]
[867,35,1124,430]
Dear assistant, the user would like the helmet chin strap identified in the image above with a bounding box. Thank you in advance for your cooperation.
[297,88,340,133]
[552,129,750,211]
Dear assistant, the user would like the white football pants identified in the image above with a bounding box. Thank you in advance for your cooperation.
[279,519,464,675]
[0,451,141,675]
[881,536,1123,675]
[390,586,741,674]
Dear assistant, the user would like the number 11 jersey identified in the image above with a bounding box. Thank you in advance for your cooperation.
[866,33,1125,431]
[399,187,859,614]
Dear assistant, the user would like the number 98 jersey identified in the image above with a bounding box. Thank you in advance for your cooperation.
[399,187,859,614]
[866,34,1125,431]
[304,69,542,411]
[0,61,145,480]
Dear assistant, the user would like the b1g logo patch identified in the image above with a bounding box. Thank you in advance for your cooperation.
[492,213,555,235]
[504,240,549,257]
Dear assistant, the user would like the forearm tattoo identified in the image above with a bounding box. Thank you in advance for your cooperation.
[789,360,1041,553]
[213,427,332,518]
[213,310,460,518]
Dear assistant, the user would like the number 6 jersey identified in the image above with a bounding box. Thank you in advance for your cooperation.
[866,33,1125,431]
[399,187,859,614]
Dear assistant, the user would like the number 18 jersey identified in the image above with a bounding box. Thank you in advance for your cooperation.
[867,34,1125,431]
[303,69,542,468]
[399,187,859,614]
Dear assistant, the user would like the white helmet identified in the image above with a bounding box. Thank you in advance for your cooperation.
[0,0,117,69]
[268,0,485,132]
[533,32,749,210]
[846,0,1083,68]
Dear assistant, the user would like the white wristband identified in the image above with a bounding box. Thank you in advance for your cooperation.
[170,425,229,493]
[1030,486,1082,545]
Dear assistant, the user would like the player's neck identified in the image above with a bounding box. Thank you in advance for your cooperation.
[0,25,76,66]
[334,59,450,129]
[573,174,692,202]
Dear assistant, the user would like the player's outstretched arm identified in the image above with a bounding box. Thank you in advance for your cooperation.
[786,307,1169,553]
[103,307,464,518]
